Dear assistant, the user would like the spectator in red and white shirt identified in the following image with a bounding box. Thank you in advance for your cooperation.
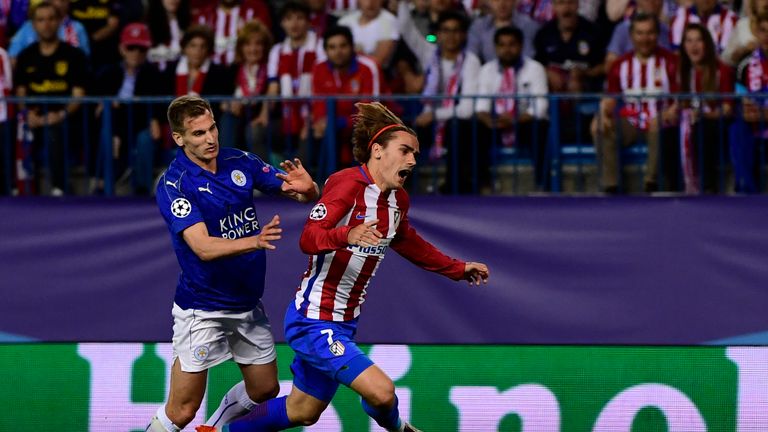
[678,22,734,194]
[591,12,680,193]
[192,0,273,65]
[312,26,385,167]
[266,1,326,162]
[670,0,738,54]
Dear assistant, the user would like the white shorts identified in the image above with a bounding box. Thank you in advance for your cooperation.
[171,301,276,373]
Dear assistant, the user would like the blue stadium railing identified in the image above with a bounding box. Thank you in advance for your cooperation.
[0,93,765,196]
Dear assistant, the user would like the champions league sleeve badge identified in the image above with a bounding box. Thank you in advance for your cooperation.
[309,203,328,220]
[171,198,192,218]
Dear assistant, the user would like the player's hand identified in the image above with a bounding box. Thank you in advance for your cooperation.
[255,215,282,250]
[348,219,382,247]
[463,261,489,286]
[278,158,318,199]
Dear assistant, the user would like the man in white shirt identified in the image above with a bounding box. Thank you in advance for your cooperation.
[399,8,483,193]
[476,26,550,190]
[338,0,399,66]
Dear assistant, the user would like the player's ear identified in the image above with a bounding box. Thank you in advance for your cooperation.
[171,132,184,148]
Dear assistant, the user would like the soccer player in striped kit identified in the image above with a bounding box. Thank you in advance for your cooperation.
[206,102,490,432]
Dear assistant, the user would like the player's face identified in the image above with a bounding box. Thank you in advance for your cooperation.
[630,19,659,58]
[373,131,420,190]
[32,6,61,43]
[683,28,705,65]
[326,35,354,68]
[173,110,219,166]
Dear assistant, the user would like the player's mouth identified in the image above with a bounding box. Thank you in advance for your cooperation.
[397,168,412,181]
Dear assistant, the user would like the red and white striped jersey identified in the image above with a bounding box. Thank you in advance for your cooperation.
[267,31,325,135]
[670,5,737,53]
[294,165,466,322]
[194,1,272,65]
[607,47,679,130]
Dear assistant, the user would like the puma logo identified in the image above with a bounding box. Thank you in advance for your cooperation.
[198,183,213,194]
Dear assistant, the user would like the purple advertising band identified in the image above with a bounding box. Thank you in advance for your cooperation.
[1,196,767,345]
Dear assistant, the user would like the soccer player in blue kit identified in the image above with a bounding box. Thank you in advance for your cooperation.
[203,102,490,432]
[148,95,320,432]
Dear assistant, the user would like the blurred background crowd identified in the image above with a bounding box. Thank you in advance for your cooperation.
[1,0,766,196]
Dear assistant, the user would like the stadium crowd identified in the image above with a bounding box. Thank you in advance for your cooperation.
[0,0,766,196]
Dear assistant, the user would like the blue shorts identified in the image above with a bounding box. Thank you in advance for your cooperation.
[284,305,374,402]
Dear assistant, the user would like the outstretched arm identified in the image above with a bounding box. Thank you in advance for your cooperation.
[390,216,467,280]
[182,215,283,261]
[278,158,320,203]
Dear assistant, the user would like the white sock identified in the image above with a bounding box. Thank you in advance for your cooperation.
[205,381,258,427]
[146,405,181,432]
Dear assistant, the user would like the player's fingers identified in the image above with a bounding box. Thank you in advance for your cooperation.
[364,219,380,227]
[282,159,296,170]
[275,173,288,182]
[293,158,303,169]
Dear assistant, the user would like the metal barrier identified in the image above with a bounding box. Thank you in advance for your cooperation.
[0,93,765,196]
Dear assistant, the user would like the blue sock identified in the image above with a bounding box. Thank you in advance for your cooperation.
[225,396,292,432]
[361,395,402,431]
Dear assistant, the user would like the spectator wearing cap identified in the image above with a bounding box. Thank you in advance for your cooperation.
[8,0,90,65]
[91,22,166,195]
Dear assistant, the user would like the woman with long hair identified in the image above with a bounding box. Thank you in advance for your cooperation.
[678,23,734,193]
[219,20,274,158]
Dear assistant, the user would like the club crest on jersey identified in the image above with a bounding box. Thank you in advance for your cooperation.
[309,203,327,220]
[329,340,346,356]
[193,345,210,361]
[171,198,192,218]
[231,170,247,187]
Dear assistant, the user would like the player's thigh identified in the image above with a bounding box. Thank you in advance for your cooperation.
[172,304,233,372]
[238,360,279,402]
[167,357,208,409]
[349,364,396,407]
[228,301,277,366]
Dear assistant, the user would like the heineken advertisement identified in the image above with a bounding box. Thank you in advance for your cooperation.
[1,343,767,431]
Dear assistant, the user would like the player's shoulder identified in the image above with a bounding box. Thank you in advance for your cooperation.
[157,159,192,199]
[324,166,369,192]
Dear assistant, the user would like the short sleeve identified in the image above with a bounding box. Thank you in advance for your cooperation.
[247,152,286,195]
[156,173,205,234]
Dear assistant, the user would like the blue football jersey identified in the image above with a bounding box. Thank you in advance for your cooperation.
[156,147,285,311]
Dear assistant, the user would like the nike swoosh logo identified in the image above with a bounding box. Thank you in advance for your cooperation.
[355,214,366,220]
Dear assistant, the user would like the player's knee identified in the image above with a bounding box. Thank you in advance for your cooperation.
[246,381,280,403]
[168,402,200,427]
[365,381,396,410]
[292,406,324,426]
